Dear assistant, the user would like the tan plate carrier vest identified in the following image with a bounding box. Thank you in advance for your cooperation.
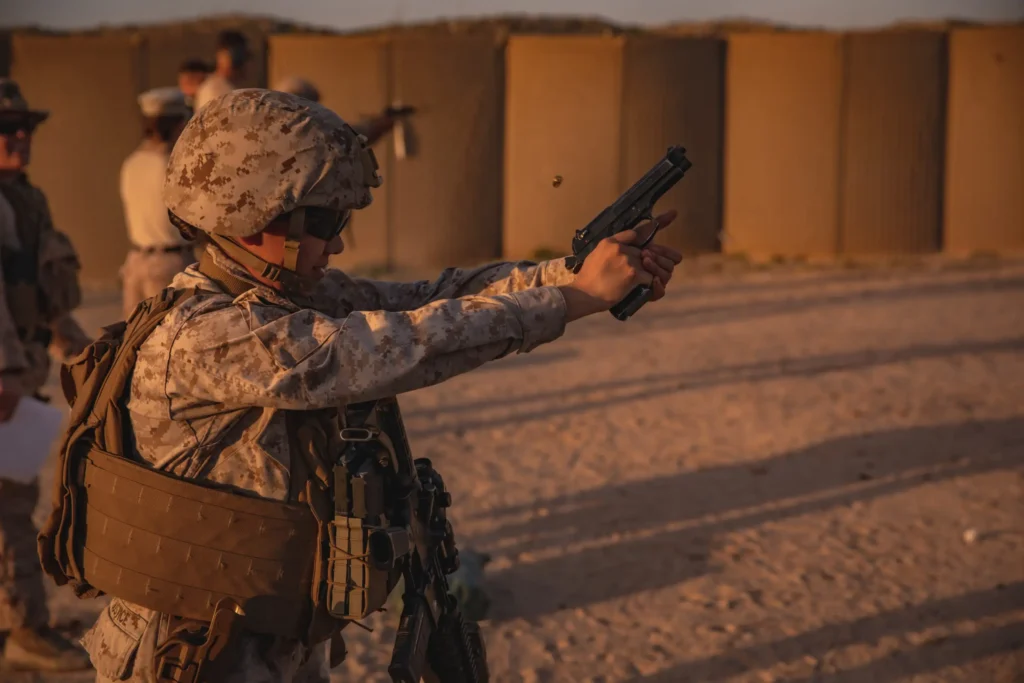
[38,262,401,679]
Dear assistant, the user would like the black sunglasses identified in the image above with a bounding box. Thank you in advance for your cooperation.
[0,120,37,137]
[303,207,352,241]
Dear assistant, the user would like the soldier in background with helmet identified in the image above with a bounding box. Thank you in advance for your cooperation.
[0,78,91,673]
[53,89,680,681]
[192,29,251,112]
[119,87,195,319]
[272,75,415,146]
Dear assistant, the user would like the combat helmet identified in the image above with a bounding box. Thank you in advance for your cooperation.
[164,88,381,284]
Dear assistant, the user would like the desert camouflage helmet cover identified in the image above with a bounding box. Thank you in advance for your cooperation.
[164,89,381,237]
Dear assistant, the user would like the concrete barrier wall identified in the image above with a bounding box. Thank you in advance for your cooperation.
[724,33,844,257]
[504,37,624,261]
[622,36,724,254]
[505,35,725,260]
[944,26,1024,253]
[726,30,948,258]
[11,35,142,287]
[389,36,504,268]
[270,34,504,271]
[839,31,945,254]
[6,25,1022,287]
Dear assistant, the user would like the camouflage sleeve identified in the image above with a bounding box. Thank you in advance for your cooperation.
[0,268,29,386]
[168,286,566,410]
[0,195,29,390]
[319,258,576,314]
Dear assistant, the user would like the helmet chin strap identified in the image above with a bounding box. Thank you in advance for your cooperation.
[206,208,312,293]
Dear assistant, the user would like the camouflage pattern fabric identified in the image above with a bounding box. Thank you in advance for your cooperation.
[0,175,91,393]
[0,479,49,631]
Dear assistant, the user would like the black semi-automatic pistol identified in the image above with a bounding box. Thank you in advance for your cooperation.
[566,146,692,321]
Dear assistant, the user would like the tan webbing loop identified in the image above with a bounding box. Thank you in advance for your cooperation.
[196,248,255,298]
[205,235,285,283]
[282,208,305,272]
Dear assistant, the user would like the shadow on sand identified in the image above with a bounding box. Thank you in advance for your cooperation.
[479,418,1024,623]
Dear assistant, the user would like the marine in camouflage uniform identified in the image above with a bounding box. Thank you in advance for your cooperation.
[0,78,92,672]
[74,90,682,682]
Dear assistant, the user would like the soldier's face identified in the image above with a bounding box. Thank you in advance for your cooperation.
[242,227,344,283]
[0,118,33,171]
[295,232,344,278]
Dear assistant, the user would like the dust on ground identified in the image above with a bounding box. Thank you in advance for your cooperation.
[18,258,1024,683]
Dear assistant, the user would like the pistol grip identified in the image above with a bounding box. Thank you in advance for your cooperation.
[609,284,652,321]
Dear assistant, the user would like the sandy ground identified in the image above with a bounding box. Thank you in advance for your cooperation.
[9,257,1024,683]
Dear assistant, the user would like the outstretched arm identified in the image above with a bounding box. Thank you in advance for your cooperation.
[166,285,568,413]
[320,258,577,315]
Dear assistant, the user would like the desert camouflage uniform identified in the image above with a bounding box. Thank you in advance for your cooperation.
[80,89,575,682]
[0,174,91,631]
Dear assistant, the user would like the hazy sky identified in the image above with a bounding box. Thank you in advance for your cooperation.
[4,0,1023,31]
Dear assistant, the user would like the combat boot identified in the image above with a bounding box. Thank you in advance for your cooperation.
[1,625,92,672]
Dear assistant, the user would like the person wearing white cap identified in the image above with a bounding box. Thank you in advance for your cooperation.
[118,87,194,318]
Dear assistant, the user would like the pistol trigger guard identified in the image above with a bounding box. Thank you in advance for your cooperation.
[638,217,660,249]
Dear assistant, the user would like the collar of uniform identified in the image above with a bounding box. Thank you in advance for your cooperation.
[195,242,313,311]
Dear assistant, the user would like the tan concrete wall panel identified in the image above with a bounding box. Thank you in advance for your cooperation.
[724,33,844,256]
[840,32,945,254]
[12,35,142,287]
[142,28,268,90]
[268,35,391,270]
[390,36,504,268]
[944,27,1024,253]
[504,37,624,261]
[622,36,724,253]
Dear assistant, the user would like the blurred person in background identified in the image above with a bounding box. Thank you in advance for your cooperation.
[192,29,251,112]
[0,78,91,673]
[119,87,194,319]
[272,75,416,146]
[176,58,211,109]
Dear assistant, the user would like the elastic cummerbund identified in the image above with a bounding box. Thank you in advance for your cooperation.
[77,448,318,639]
